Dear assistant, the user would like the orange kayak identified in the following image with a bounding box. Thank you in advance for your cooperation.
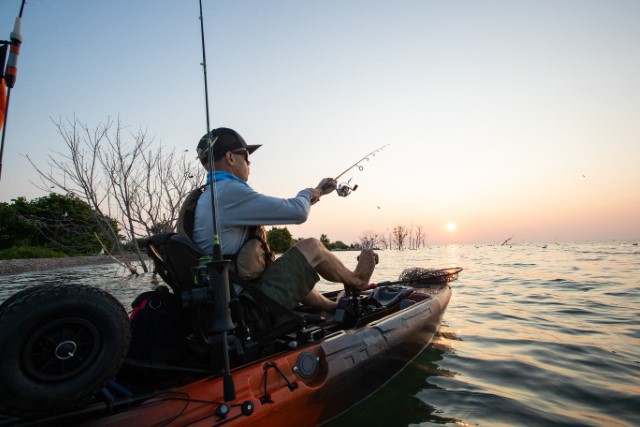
[87,283,452,427]
[0,269,461,426]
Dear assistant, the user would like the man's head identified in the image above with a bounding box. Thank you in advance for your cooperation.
[196,127,261,166]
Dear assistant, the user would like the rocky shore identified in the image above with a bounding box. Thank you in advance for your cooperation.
[0,256,124,276]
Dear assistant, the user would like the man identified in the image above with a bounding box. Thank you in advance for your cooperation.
[192,127,376,313]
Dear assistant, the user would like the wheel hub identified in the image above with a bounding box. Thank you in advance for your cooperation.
[23,316,101,381]
[54,340,78,360]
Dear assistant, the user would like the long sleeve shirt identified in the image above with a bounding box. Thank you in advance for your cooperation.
[193,172,314,255]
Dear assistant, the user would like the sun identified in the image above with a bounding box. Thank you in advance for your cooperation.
[446,222,457,232]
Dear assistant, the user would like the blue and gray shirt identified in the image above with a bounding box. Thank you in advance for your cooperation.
[193,171,315,255]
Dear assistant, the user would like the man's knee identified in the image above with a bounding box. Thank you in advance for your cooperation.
[294,238,324,265]
[294,237,322,254]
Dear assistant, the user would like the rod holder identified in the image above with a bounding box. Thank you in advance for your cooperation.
[204,258,235,333]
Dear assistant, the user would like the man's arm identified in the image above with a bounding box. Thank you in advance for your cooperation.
[222,183,313,226]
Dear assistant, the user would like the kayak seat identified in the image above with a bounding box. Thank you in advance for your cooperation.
[372,286,414,308]
[145,232,309,361]
[147,232,205,296]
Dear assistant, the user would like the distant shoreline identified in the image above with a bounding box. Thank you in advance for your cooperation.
[1,240,636,277]
[0,256,130,277]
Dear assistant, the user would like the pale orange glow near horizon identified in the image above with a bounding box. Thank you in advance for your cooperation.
[446,222,457,232]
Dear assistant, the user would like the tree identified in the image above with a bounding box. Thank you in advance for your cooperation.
[408,223,414,249]
[415,225,426,248]
[267,226,293,253]
[29,193,118,255]
[332,240,349,250]
[378,233,389,250]
[0,194,117,256]
[0,198,37,249]
[129,144,203,237]
[359,230,379,249]
[393,225,408,250]
[320,234,331,249]
[28,117,204,273]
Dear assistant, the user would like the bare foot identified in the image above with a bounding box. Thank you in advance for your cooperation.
[348,249,376,289]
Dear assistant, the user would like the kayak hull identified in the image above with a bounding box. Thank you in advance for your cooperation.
[86,283,451,427]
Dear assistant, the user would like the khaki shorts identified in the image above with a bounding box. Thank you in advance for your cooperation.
[256,246,319,309]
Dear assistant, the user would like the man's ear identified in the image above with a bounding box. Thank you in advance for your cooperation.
[225,151,235,164]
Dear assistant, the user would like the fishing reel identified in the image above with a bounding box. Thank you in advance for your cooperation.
[336,182,358,197]
[330,144,389,197]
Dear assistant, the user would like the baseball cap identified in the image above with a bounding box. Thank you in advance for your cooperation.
[196,127,261,163]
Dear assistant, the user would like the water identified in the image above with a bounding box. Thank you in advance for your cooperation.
[1,241,639,426]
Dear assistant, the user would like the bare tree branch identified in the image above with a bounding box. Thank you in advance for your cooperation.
[393,225,409,250]
[415,224,426,248]
[26,116,205,274]
[359,230,379,249]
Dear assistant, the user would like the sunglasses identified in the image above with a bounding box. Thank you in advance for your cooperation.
[231,150,249,162]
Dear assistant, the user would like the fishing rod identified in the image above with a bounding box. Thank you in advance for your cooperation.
[328,144,389,197]
[197,0,222,259]
[0,0,26,181]
[197,0,236,402]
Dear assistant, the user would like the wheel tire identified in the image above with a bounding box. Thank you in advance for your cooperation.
[0,284,131,416]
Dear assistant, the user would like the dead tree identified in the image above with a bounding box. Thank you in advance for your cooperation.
[359,230,379,249]
[393,225,408,250]
[415,224,426,248]
[379,233,389,250]
[28,116,203,274]
[407,223,414,249]
[131,145,204,236]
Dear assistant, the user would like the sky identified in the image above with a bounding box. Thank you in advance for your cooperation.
[1,0,639,245]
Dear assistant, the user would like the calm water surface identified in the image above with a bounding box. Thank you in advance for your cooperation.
[1,241,638,426]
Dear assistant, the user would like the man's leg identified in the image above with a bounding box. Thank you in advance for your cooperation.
[301,288,337,312]
[294,238,376,290]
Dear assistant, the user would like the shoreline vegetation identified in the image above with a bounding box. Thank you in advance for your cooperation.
[0,256,140,277]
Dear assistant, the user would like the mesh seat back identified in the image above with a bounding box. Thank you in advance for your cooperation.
[147,233,206,295]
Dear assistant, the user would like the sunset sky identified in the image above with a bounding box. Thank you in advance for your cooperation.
[1,0,638,245]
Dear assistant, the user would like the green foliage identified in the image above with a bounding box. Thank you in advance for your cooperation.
[0,245,65,260]
[267,226,293,253]
[331,240,350,250]
[0,193,118,258]
[319,234,352,251]
[0,198,38,248]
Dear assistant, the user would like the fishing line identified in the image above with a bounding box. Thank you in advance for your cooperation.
[0,0,26,181]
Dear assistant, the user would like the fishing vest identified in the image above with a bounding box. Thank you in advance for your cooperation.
[230,225,275,281]
[177,185,275,281]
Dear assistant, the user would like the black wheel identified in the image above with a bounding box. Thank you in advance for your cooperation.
[0,284,131,416]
